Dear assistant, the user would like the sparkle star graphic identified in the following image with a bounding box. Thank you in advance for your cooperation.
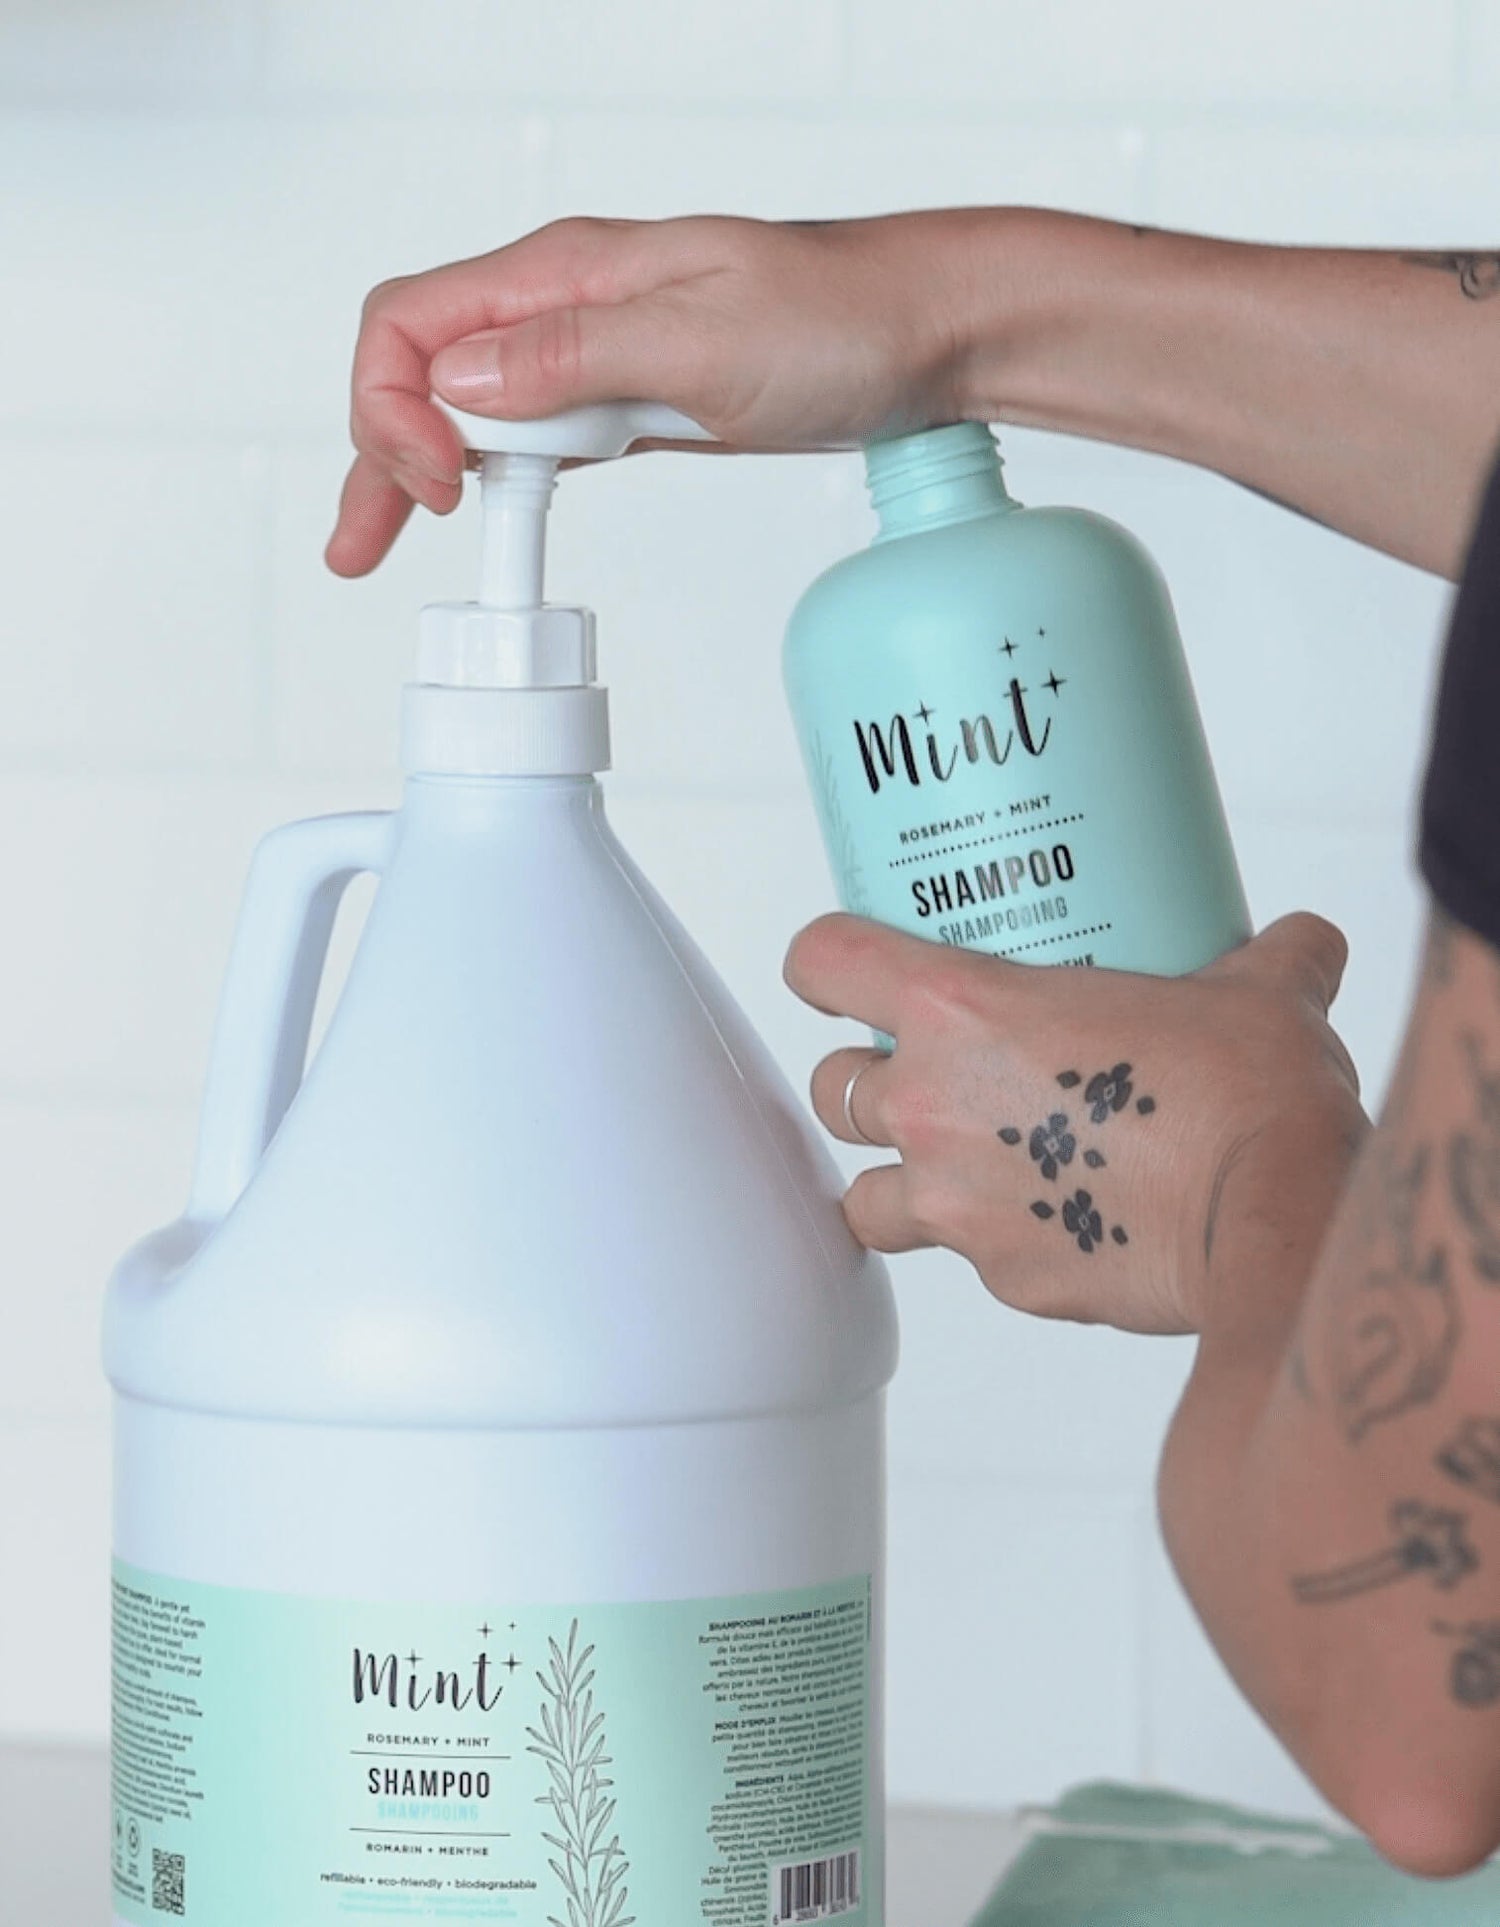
[1043,671,1066,696]
[1000,637,1019,658]
[406,1651,422,1668]
[478,1623,492,1642]
[914,703,934,724]
[503,1653,522,1673]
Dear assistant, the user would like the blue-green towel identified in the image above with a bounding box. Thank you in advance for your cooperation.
[972,1783,1500,1924]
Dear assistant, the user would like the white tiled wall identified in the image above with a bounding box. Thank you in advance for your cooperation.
[0,0,1478,1823]
[846,0,1456,105]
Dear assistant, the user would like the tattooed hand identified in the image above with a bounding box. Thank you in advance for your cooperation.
[784,911,1365,1333]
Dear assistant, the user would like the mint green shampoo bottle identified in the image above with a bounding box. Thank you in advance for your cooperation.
[785,425,1250,975]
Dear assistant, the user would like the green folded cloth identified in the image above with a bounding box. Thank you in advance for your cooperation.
[973,1783,1500,1924]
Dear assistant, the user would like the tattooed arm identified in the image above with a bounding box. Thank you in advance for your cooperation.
[785,900,1500,1872]
[960,224,1500,578]
[1161,908,1500,1875]
[333,215,1498,579]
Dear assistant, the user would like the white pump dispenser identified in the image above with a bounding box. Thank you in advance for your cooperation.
[404,401,712,776]
[104,402,897,1927]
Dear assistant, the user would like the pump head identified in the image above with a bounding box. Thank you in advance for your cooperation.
[437,399,714,613]
[402,400,712,779]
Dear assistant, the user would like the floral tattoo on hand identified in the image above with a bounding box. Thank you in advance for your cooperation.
[1085,1062,1133,1123]
[1026,1114,1075,1180]
[1000,1061,1156,1255]
[1062,1188,1104,1252]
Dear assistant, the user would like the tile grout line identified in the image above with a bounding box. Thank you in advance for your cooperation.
[834,0,855,99]
[1452,0,1473,99]
[1136,122,1162,229]
[245,440,280,772]
[7,95,1500,136]
[1133,1494,1159,1784]
[245,0,274,105]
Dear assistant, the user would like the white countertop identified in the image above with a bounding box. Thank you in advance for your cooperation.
[1,1745,1027,1925]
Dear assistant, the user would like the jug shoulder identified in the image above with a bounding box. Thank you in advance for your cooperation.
[104,814,899,1430]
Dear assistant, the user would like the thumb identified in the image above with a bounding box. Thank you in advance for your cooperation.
[429,299,711,427]
[1211,912,1350,1013]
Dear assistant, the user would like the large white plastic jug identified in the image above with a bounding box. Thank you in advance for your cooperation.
[104,404,899,1927]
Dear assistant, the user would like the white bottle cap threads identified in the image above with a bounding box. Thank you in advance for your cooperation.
[403,400,711,778]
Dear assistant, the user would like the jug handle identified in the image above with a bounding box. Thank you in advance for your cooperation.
[185,811,394,1225]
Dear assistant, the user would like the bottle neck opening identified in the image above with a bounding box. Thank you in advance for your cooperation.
[865,423,1015,540]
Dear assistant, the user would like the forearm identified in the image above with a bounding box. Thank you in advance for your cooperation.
[950,210,1500,577]
[1161,1348,1500,1873]
[1159,916,1500,1872]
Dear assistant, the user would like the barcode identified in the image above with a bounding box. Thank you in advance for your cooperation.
[771,1847,860,1922]
[152,1847,185,1916]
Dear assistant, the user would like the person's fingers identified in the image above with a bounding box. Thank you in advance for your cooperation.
[1216,912,1351,1013]
[364,220,686,364]
[810,1047,896,1147]
[350,381,465,490]
[349,221,690,483]
[842,1165,929,1254]
[325,454,419,578]
[784,913,944,1034]
[429,297,716,428]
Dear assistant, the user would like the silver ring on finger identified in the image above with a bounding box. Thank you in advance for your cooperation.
[842,1057,881,1146]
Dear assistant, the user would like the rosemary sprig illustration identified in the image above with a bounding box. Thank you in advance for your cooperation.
[524,1621,635,1927]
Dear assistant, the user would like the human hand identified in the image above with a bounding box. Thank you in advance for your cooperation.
[326,211,984,576]
[785,911,1367,1334]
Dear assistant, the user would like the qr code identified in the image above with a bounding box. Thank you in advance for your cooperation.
[152,1848,185,1916]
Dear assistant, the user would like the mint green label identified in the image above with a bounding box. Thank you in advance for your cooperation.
[111,1561,872,1925]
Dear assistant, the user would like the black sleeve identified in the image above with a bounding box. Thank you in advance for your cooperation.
[1420,457,1500,949]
